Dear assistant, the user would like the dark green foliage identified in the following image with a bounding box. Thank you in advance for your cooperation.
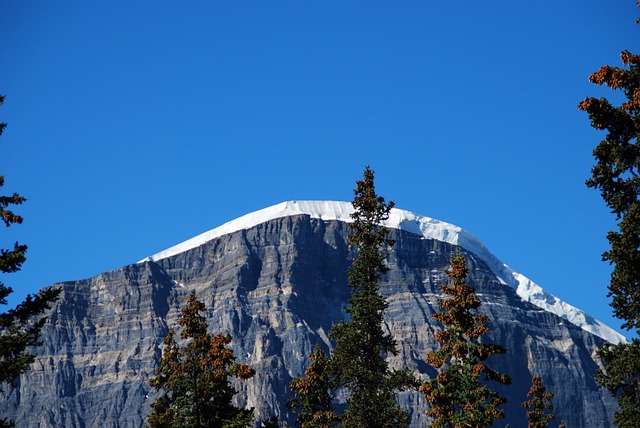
[0,95,60,428]
[578,33,640,425]
[288,345,339,428]
[522,376,555,428]
[579,50,640,334]
[329,166,418,428]
[147,291,255,428]
[0,286,60,384]
[595,339,640,428]
[420,252,510,428]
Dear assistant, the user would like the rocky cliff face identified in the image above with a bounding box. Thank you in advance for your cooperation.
[0,212,618,427]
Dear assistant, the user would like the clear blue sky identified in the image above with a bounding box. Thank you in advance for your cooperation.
[1,1,638,339]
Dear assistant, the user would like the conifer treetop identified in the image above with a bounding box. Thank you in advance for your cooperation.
[421,251,510,428]
[147,291,255,428]
[522,376,555,428]
[329,166,416,428]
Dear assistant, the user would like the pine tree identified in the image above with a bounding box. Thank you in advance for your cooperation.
[522,376,555,428]
[288,345,339,428]
[594,341,640,428]
[578,13,640,426]
[147,291,255,428]
[0,95,60,428]
[579,49,640,334]
[329,166,417,428]
[420,251,510,428]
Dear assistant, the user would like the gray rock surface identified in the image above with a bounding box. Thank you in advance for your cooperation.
[0,214,617,426]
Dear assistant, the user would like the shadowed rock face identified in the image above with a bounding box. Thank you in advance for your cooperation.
[0,214,617,427]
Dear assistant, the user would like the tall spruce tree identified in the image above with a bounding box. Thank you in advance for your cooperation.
[329,166,417,428]
[147,291,255,428]
[578,13,640,426]
[420,251,510,428]
[0,95,60,428]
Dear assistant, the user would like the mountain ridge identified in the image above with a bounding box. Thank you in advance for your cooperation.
[0,207,619,426]
[139,200,624,344]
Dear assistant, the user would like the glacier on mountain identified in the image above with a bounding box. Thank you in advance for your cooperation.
[139,200,625,345]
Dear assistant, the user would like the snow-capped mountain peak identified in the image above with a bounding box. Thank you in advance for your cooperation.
[139,200,625,344]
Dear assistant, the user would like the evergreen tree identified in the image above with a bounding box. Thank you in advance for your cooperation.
[522,376,555,428]
[288,345,339,428]
[579,49,640,334]
[147,291,255,428]
[0,95,60,428]
[420,251,510,428]
[578,14,640,426]
[594,341,640,428]
[329,166,417,428]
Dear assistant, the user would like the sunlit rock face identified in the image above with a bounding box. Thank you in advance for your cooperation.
[0,213,617,427]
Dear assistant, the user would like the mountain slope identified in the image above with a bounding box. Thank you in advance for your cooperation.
[0,201,619,427]
[142,201,624,344]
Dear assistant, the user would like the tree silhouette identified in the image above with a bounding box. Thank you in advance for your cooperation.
[147,291,255,428]
[522,376,555,428]
[0,95,60,428]
[288,345,339,428]
[420,251,510,428]
[578,16,640,426]
[329,166,417,428]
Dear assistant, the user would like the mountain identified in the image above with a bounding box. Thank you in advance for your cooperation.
[0,201,621,427]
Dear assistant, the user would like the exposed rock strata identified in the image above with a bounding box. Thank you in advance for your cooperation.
[0,214,617,427]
